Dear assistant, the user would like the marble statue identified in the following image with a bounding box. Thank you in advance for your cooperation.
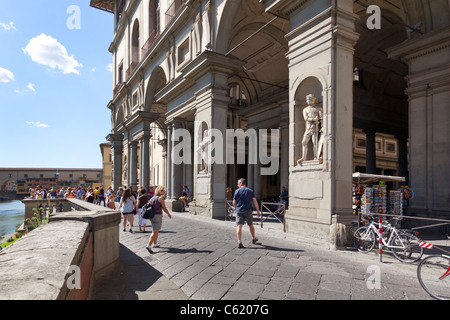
[197,130,210,173]
[298,94,323,163]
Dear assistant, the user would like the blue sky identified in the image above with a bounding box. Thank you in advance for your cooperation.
[0,1,114,169]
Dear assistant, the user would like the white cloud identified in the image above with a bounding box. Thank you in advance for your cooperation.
[23,33,82,75]
[0,67,15,83]
[15,83,36,94]
[27,83,36,92]
[107,64,113,72]
[26,121,49,128]
[0,22,17,31]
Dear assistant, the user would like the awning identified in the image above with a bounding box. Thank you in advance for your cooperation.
[90,0,114,13]
[352,172,406,184]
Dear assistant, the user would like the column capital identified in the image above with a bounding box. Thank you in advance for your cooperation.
[362,128,377,136]
[106,133,124,143]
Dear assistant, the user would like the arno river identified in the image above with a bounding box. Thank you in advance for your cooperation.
[0,200,25,237]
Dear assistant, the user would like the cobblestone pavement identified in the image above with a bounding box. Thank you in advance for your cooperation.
[91,211,437,300]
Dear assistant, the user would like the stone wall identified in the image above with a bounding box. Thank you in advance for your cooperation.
[0,199,120,300]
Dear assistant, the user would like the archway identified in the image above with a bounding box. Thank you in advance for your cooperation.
[353,6,409,179]
[221,0,290,201]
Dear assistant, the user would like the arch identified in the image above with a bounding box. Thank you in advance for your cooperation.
[216,0,242,54]
[144,66,168,114]
[131,19,140,65]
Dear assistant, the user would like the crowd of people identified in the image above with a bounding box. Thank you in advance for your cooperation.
[26,182,287,251]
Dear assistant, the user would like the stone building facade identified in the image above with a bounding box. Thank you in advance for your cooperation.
[91,0,450,245]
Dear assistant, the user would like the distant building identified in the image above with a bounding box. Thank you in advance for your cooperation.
[0,168,103,196]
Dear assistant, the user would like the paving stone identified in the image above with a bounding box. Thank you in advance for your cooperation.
[89,213,433,301]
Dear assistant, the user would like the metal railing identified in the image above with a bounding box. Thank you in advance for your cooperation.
[260,202,286,231]
[142,29,160,58]
[165,0,184,27]
[226,201,286,231]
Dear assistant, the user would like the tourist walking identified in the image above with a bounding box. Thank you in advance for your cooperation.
[116,187,123,203]
[118,188,136,233]
[136,188,150,233]
[146,186,172,254]
[98,187,106,207]
[233,178,261,248]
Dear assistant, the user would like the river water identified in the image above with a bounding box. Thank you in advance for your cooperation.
[0,200,25,237]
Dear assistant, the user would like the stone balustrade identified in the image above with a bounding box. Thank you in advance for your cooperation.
[0,199,120,300]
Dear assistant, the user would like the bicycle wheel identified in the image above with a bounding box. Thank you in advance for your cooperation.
[417,255,450,300]
[390,233,423,263]
[353,227,376,253]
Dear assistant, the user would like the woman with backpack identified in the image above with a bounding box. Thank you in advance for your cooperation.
[146,186,172,254]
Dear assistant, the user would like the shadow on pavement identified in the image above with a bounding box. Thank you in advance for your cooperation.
[90,244,187,300]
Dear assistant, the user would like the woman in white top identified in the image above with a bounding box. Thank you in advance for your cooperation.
[118,188,136,233]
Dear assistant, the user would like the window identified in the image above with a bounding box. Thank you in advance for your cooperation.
[385,141,397,154]
[151,0,160,35]
[177,37,191,67]
[131,20,140,65]
[118,62,123,84]
[355,136,366,149]
[375,139,383,152]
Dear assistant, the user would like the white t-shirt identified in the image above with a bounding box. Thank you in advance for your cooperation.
[120,196,136,214]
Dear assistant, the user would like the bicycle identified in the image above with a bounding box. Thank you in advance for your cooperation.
[417,245,450,300]
[353,214,423,263]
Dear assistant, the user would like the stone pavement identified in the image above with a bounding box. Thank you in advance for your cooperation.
[90,210,439,300]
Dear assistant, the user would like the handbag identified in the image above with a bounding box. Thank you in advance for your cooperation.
[142,202,155,220]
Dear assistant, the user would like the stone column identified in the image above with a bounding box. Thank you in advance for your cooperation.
[268,0,359,247]
[253,132,262,200]
[170,121,184,199]
[363,128,377,174]
[129,141,138,189]
[166,125,172,198]
[188,51,245,219]
[396,134,408,182]
[388,26,450,215]
[139,131,151,191]
[107,133,124,191]
[280,114,289,191]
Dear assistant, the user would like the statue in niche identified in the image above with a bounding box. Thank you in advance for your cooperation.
[196,130,210,173]
[123,155,128,183]
[297,94,323,164]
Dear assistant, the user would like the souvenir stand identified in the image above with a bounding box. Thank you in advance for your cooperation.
[352,173,410,221]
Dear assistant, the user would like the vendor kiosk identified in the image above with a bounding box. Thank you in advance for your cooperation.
[352,173,411,219]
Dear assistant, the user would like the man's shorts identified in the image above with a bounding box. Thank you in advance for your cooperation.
[236,210,254,226]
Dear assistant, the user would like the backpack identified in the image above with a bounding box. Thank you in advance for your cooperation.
[141,202,155,220]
